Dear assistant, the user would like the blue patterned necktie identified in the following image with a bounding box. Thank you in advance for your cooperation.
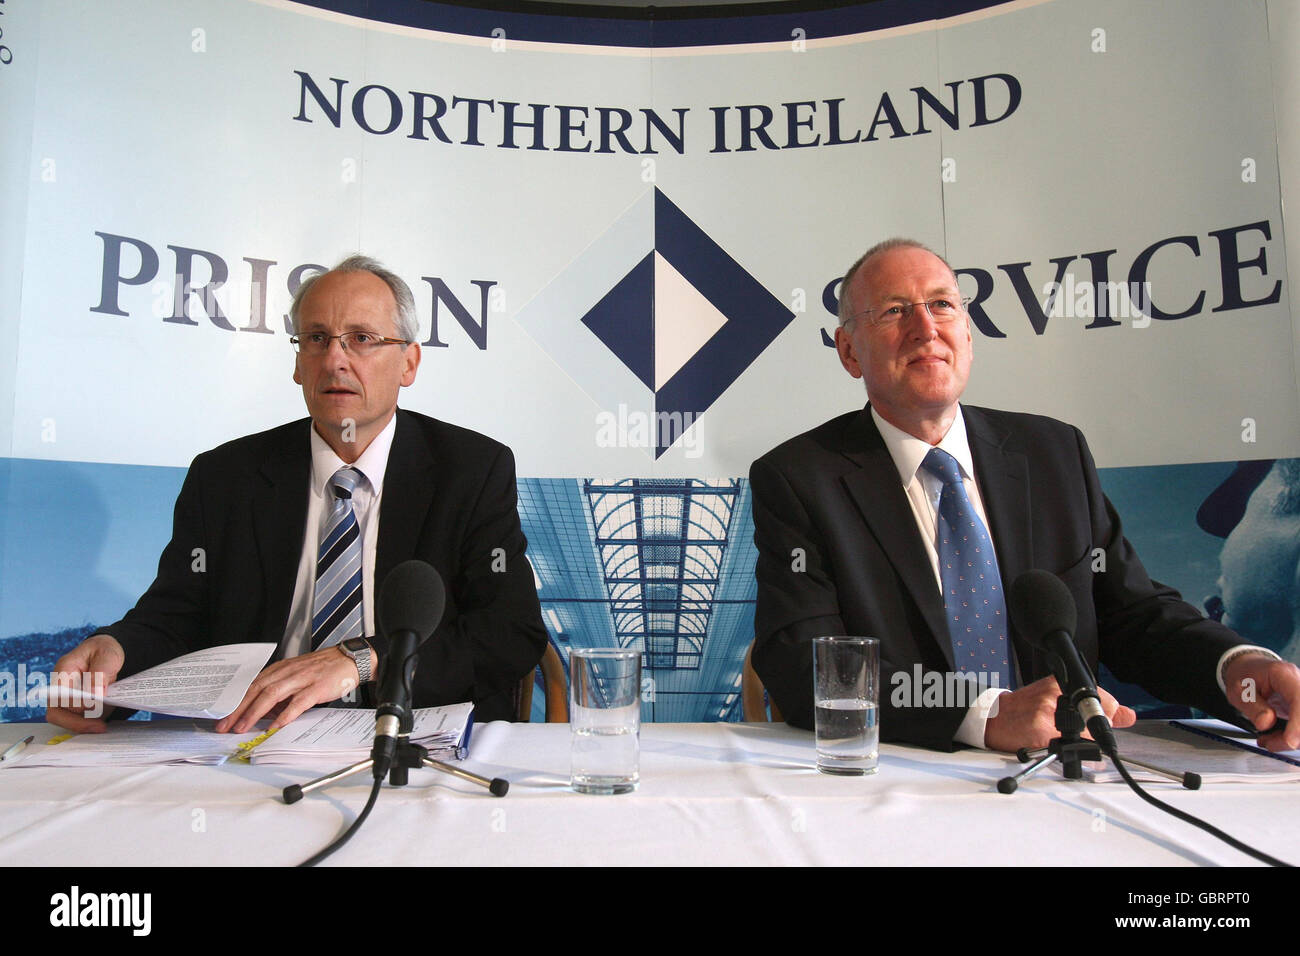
[311,466,364,650]
[920,447,1012,689]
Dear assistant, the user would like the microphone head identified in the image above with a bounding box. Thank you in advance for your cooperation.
[1009,569,1077,649]
[378,560,446,641]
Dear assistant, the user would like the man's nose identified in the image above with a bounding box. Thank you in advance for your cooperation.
[324,335,352,360]
[903,303,939,338]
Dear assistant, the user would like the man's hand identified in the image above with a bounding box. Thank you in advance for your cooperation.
[1223,652,1300,752]
[214,647,370,734]
[46,634,125,734]
[983,675,1136,753]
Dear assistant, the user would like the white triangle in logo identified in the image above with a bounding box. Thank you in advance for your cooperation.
[653,251,727,391]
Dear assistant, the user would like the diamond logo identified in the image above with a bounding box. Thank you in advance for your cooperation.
[517,188,794,458]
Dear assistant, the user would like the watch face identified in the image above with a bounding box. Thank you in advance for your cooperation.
[342,638,367,655]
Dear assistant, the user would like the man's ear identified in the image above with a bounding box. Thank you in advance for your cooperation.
[293,360,302,386]
[401,343,421,387]
[835,325,863,379]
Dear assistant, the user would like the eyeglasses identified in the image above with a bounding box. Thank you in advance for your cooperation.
[290,331,411,356]
[855,297,971,328]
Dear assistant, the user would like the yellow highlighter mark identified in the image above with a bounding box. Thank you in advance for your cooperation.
[231,727,279,763]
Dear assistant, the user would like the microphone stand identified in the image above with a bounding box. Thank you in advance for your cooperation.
[283,631,507,804]
[996,695,1199,794]
[281,708,509,805]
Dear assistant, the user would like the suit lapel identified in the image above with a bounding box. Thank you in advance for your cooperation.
[963,407,1032,592]
[375,410,437,589]
[254,421,312,644]
[839,408,954,669]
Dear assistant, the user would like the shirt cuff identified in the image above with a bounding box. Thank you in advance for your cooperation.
[954,686,1011,749]
[1216,645,1282,692]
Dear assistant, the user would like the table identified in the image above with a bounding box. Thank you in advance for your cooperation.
[0,721,1295,867]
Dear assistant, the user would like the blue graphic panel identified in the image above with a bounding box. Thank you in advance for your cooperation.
[0,457,186,720]
[4,456,1297,723]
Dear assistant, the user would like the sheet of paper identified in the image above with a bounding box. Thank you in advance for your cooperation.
[1166,719,1300,768]
[1085,719,1300,784]
[32,644,276,719]
[5,720,264,768]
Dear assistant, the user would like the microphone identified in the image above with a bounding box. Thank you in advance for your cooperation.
[1008,569,1117,754]
[372,560,446,779]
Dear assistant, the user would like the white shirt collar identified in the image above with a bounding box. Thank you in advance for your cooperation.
[309,412,398,497]
[871,404,977,487]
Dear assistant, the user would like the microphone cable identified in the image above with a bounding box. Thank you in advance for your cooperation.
[297,776,383,868]
[1103,740,1291,868]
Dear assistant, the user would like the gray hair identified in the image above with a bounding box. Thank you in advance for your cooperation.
[289,254,419,342]
[837,238,956,331]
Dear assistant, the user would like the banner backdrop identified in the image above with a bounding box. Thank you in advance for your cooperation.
[1,0,1296,721]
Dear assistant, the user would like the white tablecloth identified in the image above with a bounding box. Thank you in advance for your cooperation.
[0,721,1294,866]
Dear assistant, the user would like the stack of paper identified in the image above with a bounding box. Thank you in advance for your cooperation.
[8,720,262,767]
[247,704,474,766]
[5,704,475,769]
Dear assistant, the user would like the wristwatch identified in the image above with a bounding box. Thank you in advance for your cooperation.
[338,637,374,684]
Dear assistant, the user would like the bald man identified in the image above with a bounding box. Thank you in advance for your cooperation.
[751,238,1299,753]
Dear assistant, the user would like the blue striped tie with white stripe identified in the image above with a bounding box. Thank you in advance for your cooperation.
[311,466,364,650]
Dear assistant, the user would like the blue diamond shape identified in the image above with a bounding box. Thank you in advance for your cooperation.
[581,251,656,391]
[650,190,794,456]
[519,187,794,460]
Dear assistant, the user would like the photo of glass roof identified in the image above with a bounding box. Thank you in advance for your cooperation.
[518,477,757,722]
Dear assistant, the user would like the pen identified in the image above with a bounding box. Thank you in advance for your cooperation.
[1170,721,1300,769]
[0,736,34,764]
[457,714,476,760]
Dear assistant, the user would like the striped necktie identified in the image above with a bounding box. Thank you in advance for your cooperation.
[311,466,364,650]
[920,447,1012,690]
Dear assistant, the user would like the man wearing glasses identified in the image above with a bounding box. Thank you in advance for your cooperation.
[49,256,546,733]
[751,239,1300,752]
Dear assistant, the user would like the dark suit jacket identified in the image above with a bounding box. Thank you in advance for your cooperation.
[750,404,1244,750]
[102,409,546,722]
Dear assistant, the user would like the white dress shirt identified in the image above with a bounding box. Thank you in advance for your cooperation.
[280,415,398,661]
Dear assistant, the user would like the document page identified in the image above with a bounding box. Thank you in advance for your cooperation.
[33,644,276,719]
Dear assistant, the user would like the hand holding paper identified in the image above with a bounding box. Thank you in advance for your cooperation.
[40,643,276,726]
[46,634,126,734]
